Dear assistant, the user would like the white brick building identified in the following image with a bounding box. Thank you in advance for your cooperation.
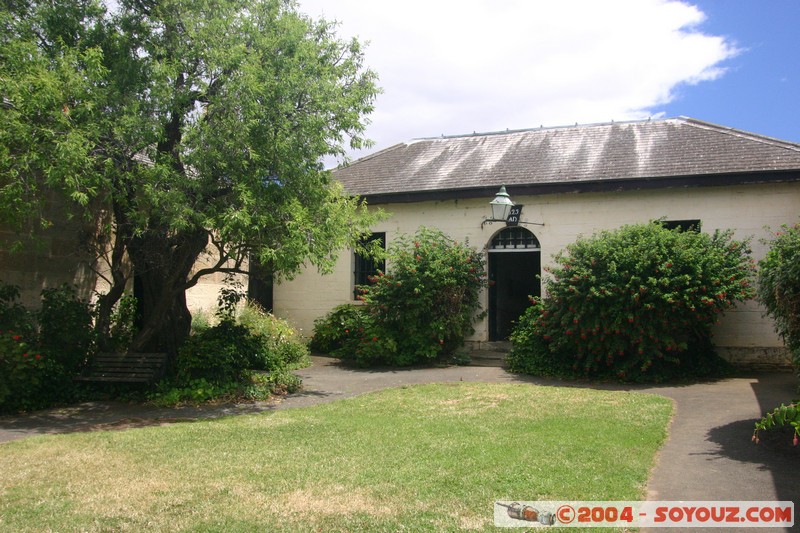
[271,118,800,367]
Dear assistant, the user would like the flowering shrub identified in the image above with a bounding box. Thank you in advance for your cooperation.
[314,227,487,366]
[0,282,97,412]
[508,222,755,382]
[0,330,47,411]
[308,304,369,354]
[757,222,800,366]
[752,222,800,445]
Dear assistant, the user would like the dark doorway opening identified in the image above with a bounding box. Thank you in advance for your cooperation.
[248,256,273,312]
[488,228,541,341]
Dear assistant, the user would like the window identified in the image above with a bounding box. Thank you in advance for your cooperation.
[354,232,385,299]
[489,227,540,250]
[661,219,701,232]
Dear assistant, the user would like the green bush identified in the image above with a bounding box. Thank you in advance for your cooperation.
[315,227,487,366]
[177,319,261,384]
[0,330,46,411]
[237,301,310,370]
[506,299,557,376]
[147,369,303,407]
[752,222,800,444]
[309,303,369,354]
[508,222,754,382]
[173,303,307,400]
[757,222,800,366]
[37,284,95,374]
[0,282,96,412]
[147,377,238,407]
[0,283,35,336]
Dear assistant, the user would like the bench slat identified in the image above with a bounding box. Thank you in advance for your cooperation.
[75,352,167,384]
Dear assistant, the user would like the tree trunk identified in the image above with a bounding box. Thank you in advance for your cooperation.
[94,210,131,351]
[127,228,208,361]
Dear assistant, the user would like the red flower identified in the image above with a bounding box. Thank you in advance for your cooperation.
[22,353,28,358]
[35,354,42,360]
[372,336,378,342]
[12,335,22,342]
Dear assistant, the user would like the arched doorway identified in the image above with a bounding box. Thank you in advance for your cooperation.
[488,227,541,341]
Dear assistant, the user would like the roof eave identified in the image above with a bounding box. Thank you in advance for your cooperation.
[354,169,800,205]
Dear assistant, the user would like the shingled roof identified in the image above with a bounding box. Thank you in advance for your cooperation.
[333,117,800,203]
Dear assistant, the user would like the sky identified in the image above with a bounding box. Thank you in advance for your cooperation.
[297,0,800,164]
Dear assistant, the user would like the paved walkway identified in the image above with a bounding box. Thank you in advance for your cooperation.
[1,356,798,531]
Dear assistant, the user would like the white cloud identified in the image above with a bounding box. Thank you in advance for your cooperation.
[298,0,737,162]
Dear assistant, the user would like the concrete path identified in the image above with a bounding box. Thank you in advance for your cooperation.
[1,356,798,531]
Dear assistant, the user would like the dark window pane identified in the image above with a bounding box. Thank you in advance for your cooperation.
[354,233,385,298]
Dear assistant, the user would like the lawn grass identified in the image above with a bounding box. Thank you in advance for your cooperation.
[0,382,672,532]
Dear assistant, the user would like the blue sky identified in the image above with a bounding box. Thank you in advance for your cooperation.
[299,1,800,162]
[662,1,800,142]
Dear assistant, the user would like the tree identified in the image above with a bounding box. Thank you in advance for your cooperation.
[0,0,380,356]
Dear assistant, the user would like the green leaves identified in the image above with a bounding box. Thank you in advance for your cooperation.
[753,403,800,445]
[2,0,380,352]
[317,228,487,367]
[509,222,754,382]
[757,222,800,365]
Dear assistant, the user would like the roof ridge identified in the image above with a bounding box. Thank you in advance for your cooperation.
[411,117,675,142]
[680,117,800,152]
[332,142,407,170]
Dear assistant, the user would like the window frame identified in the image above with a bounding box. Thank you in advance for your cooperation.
[353,232,386,300]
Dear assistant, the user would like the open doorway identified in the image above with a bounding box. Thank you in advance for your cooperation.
[488,227,541,341]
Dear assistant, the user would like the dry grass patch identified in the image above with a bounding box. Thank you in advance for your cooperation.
[0,382,672,532]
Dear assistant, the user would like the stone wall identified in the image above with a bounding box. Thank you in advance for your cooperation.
[0,196,99,307]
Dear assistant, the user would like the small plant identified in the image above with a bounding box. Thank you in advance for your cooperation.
[148,378,238,407]
[191,308,213,333]
[169,299,308,405]
[216,275,246,320]
[106,293,139,352]
[237,301,310,370]
[148,370,302,407]
[753,403,800,446]
[508,222,754,382]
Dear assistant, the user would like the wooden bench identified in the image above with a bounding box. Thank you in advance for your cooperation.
[74,352,168,384]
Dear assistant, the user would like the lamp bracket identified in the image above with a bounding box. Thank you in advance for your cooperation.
[480,218,545,229]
